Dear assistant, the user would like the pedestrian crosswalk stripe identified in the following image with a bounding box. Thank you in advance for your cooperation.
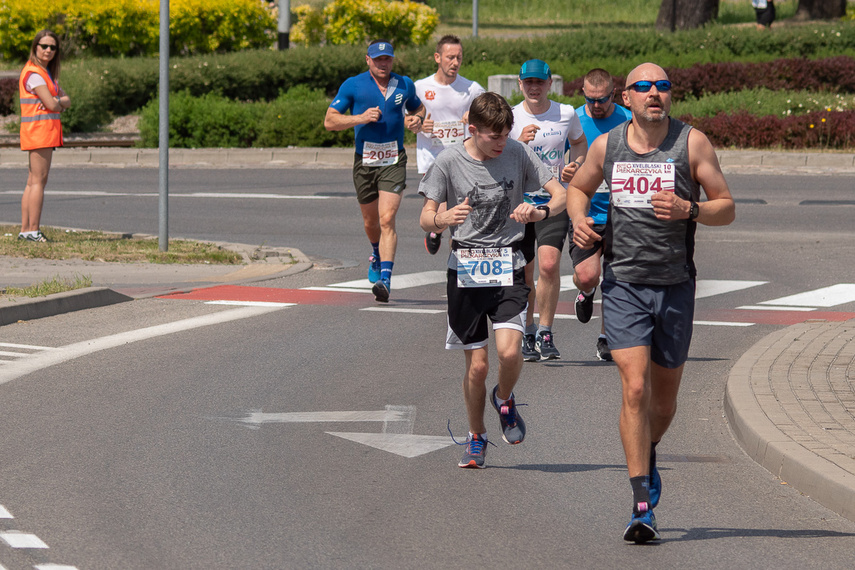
[759,284,855,307]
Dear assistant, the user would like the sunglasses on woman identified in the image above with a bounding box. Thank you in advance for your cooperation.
[37,44,57,51]
[626,80,672,93]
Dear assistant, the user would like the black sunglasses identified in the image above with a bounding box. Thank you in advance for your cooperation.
[626,80,672,93]
[37,44,57,51]
[584,93,612,105]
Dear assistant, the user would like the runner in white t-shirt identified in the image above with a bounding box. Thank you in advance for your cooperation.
[415,35,485,255]
[508,59,587,361]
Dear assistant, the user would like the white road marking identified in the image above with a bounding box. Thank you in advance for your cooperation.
[34,565,80,570]
[204,301,296,308]
[301,286,368,293]
[0,531,48,548]
[695,279,767,299]
[326,432,455,458]
[737,305,816,312]
[0,306,283,386]
[759,284,855,307]
[694,320,755,327]
[0,351,28,358]
[319,270,447,291]
[3,190,331,201]
[360,307,444,314]
[241,409,409,425]
[0,505,12,519]
[0,342,54,351]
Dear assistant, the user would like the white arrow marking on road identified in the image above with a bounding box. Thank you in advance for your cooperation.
[326,432,455,458]
[306,271,447,292]
[0,306,284,386]
[241,405,456,458]
[695,279,768,299]
[759,283,855,307]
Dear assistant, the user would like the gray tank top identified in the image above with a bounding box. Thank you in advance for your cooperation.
[602,118,700,285]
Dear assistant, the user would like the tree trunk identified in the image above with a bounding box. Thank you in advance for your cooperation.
[796,0,847,19]
[656,0,719,31]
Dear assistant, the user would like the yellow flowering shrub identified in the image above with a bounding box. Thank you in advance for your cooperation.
[291,0,439,47]
[0,0,275,60]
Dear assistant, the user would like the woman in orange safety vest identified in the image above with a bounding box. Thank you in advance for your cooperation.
[18,30,70,242]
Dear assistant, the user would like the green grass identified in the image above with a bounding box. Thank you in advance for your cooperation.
[1,226,245,264]
[427,0,798,29]
[3,274,93,298]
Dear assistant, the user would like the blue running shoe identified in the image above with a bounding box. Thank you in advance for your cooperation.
[491,385,526,444]
[457,433,488,468]
[649,465,661,509]
[372,277,390,303]
[623,505,660,543]
[368,255,381,283]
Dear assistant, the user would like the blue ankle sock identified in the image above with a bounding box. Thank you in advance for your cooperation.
[380,261,393,283]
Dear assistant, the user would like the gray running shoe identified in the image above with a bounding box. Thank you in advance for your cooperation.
[575,286,596,323]
[536,330,560,360]
[596,337,613,361]
[522,333,539,362]
[457,433,488,468]
[491,385,526,444]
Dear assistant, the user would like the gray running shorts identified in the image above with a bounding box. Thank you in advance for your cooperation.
[601,278,695,369]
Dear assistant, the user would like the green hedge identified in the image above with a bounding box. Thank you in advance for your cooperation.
[137,86,354,148]
[0,0,275,60]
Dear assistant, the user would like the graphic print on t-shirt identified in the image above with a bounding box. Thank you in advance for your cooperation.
[465,178,514,234]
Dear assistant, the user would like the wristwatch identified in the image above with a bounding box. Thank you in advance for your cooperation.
[688,201,699,220]
[536,205,550,219]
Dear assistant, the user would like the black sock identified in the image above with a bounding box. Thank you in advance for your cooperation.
[650,441,659,473]
[630,475,651,513]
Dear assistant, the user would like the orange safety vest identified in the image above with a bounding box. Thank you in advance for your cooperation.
[19,61,63,151]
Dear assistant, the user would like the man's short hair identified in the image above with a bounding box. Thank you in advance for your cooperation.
[468,92,514,133]
[584,68,614,89]
[436,34,461,53]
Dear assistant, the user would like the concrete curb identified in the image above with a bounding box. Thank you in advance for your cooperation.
[725,321,855,523]
[0,287,133,326]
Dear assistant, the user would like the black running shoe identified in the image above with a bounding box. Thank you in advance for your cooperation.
[490,385,526,444]
[536,330,560,360]
[522,334,539,362]
[575,286,596,323]
[424,231,442,255]
[596,337,613,361]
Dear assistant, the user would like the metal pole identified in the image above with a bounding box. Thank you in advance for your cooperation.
[278,0,291,50]
[158,0,169,251]
[472,0,478,38]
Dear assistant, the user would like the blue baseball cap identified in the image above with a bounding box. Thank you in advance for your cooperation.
[519,59,551,80]
[367,41,394,59]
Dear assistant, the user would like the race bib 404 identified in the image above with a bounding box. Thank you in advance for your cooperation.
[611,162,675,209]
[455,247,513,288]
[363,141,399,167]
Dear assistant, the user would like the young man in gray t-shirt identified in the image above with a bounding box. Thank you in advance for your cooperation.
[419,92,566,469]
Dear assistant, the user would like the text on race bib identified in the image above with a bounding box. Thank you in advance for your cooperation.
[455,247,513,288]
[363,141,399,167]
[430,120,466,148]
[611,162,675,209]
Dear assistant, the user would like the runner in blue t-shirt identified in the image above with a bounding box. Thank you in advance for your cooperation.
[566,68,632,361]
[324,40,425,303]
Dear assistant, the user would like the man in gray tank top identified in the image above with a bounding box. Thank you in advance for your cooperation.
[567,63,735,543]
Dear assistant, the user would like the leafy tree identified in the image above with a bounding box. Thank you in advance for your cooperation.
[795,0,847,19]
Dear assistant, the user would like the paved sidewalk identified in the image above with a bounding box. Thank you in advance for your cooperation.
[726,319,855,522]
[1,147,855,523]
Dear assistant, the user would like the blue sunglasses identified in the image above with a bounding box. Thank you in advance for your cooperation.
[626,80,672,93]
[584,94,612,105]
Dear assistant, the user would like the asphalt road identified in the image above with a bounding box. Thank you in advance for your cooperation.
[0,167,854,568]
